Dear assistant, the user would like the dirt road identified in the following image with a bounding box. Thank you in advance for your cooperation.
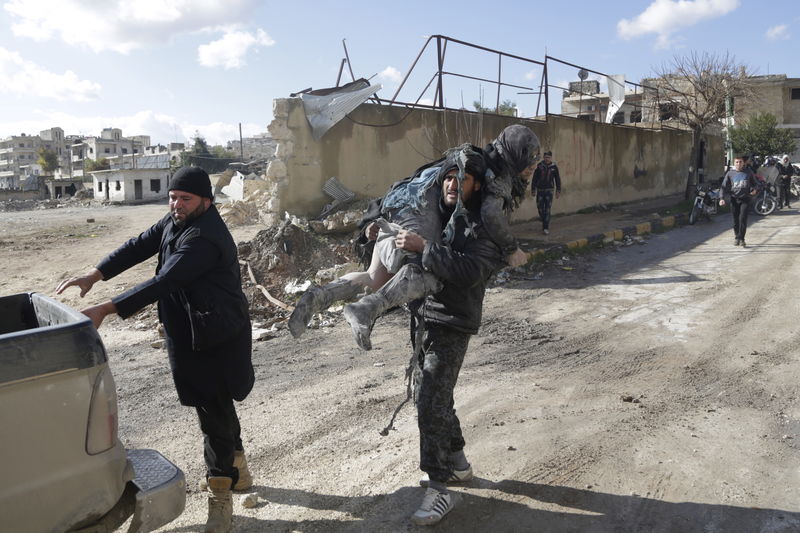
[3,203,800,532]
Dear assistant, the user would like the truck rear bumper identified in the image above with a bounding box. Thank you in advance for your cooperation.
[72,449,186,533]
[126,448,186,533]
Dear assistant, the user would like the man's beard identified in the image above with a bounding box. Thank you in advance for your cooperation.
[171,202,207,228]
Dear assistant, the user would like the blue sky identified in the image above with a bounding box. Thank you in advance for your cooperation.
[0,0,797,146]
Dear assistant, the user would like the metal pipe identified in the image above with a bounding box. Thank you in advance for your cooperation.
[335,58,346,87]
[441,71,532,91]
[390,36,434,104]
[433,34,544,66]
[496,54,502,113]
[342,39,356,82]
[436,36,444,108]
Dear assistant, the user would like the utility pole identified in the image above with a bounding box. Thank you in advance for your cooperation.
[239,123,244,162]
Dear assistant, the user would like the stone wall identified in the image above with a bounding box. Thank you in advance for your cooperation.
[0,189,43,202]
[266,98,724,220]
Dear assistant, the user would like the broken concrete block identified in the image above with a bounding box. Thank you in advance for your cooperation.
[266,159,287,180]
[275,141,293,159]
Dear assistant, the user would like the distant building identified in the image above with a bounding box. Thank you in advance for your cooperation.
[46,177,86,199]
[733,75,800,159]
[0,128,67,189]
[69,128,148,178]
[90,168,170,203]
[226,133,277,162]
[561,81,645,124]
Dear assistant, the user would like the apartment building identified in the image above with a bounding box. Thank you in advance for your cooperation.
[733,75,800,159]
[0,128,68,189]
[226,132,277,162]
[560,80,646,124]
[69,128,150,177]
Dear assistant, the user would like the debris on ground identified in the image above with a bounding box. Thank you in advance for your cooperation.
[237,215,360,322]
[0,196,94,212]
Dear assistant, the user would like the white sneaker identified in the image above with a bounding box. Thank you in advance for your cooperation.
[419,465,474,486]
[543,228,550,235]
[411,488,459,526]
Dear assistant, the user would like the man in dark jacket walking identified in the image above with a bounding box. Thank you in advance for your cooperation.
[719,154,759,247]
[56,166,253,533]
[370,164,504,525]
[531,150,562,235]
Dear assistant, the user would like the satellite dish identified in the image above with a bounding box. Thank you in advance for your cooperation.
[578,69,589,81]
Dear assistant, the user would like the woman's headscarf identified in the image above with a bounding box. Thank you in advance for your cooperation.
[484,124,540,209]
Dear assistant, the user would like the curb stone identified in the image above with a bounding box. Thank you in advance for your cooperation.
[522,212,690,264]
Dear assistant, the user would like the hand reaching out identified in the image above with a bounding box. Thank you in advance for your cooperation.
[56,268,103,297]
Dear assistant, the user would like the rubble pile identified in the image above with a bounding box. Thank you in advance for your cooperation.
[237,216,360,322]
[0,196,94,212]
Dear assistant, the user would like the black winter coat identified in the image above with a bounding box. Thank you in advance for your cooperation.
[96,205,254,406]
[420,204,505,333]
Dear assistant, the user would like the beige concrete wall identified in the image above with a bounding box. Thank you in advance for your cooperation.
[267,98,723,220]
[0,189,42,201]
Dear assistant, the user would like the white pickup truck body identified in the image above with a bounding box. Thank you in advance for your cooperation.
[0,292,185,533]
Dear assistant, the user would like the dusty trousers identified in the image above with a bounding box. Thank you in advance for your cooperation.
[413,322,470,483]
[730,197,751,241]
[195,390,244,485]
[536,190,554,230]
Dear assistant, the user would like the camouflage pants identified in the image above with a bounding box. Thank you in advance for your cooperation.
[536,189,554,230]
[412,322,470,483]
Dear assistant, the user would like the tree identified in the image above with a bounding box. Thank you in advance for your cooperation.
[210,145,237,159]
[180,133,211,167]
[85,158,110,172]
[190,133,210,155]
[179,133,237,173]
[729,112,796,158]
[473,99,518,116]
[36,147,59,174]
[648,51,754,198]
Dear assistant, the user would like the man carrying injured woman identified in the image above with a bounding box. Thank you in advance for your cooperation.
[288,124,540,350]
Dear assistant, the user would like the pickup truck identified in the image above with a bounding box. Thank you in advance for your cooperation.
[0,292,185,533]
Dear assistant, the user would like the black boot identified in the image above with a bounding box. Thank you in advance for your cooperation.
[288,279,362,338]
[343,264,442,350]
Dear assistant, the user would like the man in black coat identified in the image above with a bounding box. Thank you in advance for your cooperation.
[56,166,253,533]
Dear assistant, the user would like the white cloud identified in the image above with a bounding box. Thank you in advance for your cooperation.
[197,28,274,69]
[378,66,403,84]
[617,0,739,49]
[524,70,538,81]
[0,109,266,146]
[766,24,790,40]
[0,47,101,101]
[3,0,258,53]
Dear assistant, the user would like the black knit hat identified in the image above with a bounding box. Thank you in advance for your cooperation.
[169,166,213,198]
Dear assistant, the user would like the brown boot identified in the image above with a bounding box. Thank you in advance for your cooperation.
[204,476,233,533]
[233,450,252,491]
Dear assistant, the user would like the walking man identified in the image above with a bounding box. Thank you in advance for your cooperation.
[373,164,504,525]
[719,154,759,247]
[777,155,794,209]
[531,150,562,235]
[56,166,254,533]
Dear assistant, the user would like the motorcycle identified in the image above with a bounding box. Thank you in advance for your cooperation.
[790,175,800,200]
[752,175,777,216]
[688,183,721,225]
